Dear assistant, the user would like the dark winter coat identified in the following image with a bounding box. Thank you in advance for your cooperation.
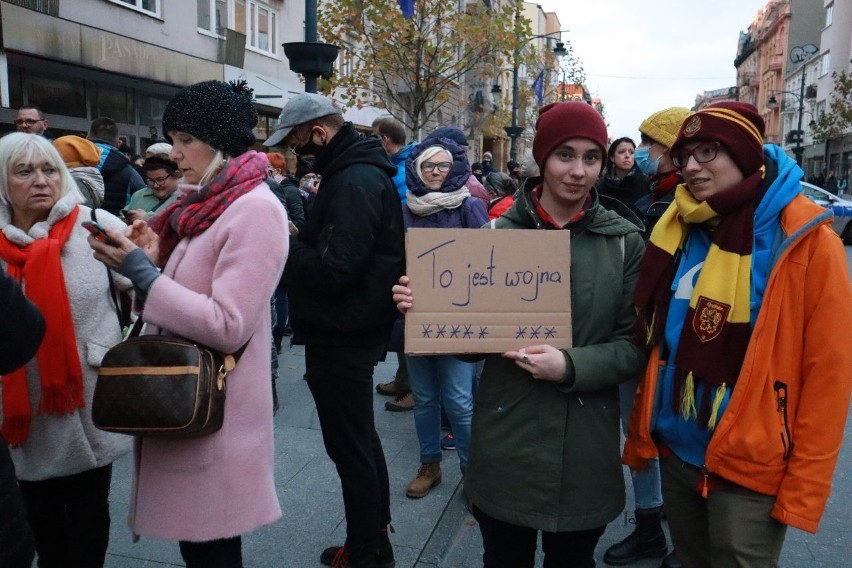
[403,138,489,230]
[464,180,646,532]
[267,176,306,231]
[90,139,146,215]
[596,164,650,218]
[286,123,405,347]
[0,270,45,568]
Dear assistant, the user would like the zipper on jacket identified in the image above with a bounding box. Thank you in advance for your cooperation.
[700,466,710,499]
[321,225,334,261]
[773,380,794,461]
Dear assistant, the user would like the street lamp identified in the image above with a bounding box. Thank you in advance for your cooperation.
[768,80,807,167]
[504,24,571,162]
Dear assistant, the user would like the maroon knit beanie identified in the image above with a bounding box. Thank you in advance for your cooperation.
[671,101,765,177]
[532,102,608,169]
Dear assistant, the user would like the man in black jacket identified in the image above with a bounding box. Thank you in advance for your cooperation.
[265,94,405,568]
[88,117,146,215]
[0,271,46,568]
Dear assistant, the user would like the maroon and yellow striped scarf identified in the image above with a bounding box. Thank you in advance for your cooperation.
[635,168,764,417]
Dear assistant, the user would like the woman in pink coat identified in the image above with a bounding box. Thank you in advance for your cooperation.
[89,80,288,567]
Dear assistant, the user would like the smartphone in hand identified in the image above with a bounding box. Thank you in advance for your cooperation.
[81,221,117,246]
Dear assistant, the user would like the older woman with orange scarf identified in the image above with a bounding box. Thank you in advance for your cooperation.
[0,132,131,568]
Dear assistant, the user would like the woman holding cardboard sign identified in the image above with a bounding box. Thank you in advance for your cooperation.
[393,102,645,567]
[401,138,489,499]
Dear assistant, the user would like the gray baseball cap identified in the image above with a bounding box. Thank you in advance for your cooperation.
[264,93,342,147]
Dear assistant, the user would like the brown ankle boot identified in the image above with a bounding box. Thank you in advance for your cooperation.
[405,463,441,498]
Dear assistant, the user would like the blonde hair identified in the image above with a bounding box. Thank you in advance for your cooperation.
[414,145,452,185]
[0,133,83,211]
[199,149,228,186]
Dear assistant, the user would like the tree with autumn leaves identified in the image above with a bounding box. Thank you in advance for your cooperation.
[317,0,580,137]
[811,70,852,157]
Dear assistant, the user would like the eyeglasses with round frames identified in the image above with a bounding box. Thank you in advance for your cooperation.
[146,175,171,187]
[671,142,722,169]
[421,161,452,173]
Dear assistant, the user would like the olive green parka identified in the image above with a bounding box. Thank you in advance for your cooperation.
[465,181,646,532]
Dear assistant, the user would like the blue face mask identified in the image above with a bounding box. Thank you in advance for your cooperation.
[634,146,660,176]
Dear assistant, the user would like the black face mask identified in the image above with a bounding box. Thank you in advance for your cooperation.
[295,140,324,158]
[473,172,484,182]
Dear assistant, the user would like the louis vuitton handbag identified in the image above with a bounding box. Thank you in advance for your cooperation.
[92,317,249,438]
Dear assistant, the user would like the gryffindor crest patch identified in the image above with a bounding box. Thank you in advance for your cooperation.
[693,296,729,342]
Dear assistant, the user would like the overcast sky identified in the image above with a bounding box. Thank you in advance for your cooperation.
[536,0,773,143]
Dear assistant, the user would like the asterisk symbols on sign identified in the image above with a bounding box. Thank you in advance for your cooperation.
[436,324,447,338]
[478,326,489,339]
[421,324,432,338]
[450,325,461,338]
[529,326,541,339]
[544,327,557,339]
[463,325,473,339]
[515,326,527,339]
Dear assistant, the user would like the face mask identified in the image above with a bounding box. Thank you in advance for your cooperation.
[634,146,660,176]
[294,128,326,157]
[473,172,483,182]
[295,140,324,157]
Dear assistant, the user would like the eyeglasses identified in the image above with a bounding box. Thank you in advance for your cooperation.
[671,142,722,169]
[14,119,43,126]
[421,161,452,173]
[146,175,171,187]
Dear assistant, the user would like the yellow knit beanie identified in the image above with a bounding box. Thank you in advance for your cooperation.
[638,107,692,149]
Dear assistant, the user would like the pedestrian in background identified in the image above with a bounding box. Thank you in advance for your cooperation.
[625,101,852,567]
[14,105,49,137]
[401,138,488,499]
[123,155,181,222]
[597,136,649,219]
[265,93,404,568]
[87,117,146,215]
[0,132,132,568]
[603,107,690,568]
[372,117,415,411]
[632,107,692,239]
[394,101,646,567]
[53,135,105,209]
[89,80,288,568]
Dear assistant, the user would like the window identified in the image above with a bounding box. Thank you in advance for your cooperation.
[821,52,830,76]
[198,0,229,35]
[826,2,833,27]
[109,0,160,17]
[247,1,277,55]
[197,0,277,56]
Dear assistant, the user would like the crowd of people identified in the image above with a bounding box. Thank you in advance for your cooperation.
[0,87,850,568]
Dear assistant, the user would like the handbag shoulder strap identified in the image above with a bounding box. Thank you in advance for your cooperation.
[91,208,131,330]
[128,314,251,363]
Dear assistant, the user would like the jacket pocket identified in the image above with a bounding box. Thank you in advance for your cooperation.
[773,380,794,461]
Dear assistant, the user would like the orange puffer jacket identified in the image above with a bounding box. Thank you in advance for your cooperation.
[623,195,852,534]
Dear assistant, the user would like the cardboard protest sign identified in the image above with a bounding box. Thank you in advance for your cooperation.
[404,228,572,354]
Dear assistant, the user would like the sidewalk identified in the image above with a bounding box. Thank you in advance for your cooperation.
[102,344,851,567]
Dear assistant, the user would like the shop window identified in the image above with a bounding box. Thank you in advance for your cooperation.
[23,74,87,119]
[96,85,135,125]
[109,0,160,17]
[138,94,171,138]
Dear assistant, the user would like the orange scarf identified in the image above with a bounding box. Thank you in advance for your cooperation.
[0,207,84,446]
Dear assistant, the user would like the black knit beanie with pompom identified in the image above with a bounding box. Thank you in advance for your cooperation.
[162,80,258,157]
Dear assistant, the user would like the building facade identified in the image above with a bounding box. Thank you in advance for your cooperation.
[0,0,302,151]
